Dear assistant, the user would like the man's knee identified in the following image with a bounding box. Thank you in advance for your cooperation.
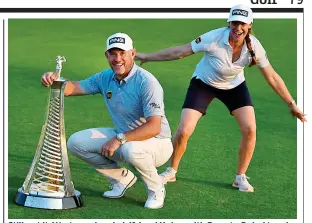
[67,132,84,155]
[121,142,145,165]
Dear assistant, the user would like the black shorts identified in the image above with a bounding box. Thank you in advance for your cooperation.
[182,77,253,115]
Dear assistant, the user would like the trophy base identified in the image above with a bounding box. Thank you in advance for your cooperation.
[14,187,83,209]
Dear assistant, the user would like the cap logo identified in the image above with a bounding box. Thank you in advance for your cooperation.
[109,37,125,45]
[232,9,248,17]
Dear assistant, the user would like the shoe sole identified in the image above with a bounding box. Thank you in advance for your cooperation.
[232,183,254,192]
[162,177,176,184]
[103,176,138,198]
[144,204,164,209]
[144,187,166,209]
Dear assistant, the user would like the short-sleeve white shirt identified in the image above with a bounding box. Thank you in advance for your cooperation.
[191,27,270,89]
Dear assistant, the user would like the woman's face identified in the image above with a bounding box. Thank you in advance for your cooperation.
[229,21,252,42]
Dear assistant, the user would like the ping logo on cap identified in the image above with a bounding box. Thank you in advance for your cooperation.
[109,37,125,45]
[232,9,248,17]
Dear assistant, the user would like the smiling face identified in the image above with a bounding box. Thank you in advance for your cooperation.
[229,21,252,43]
[105,48,136,79]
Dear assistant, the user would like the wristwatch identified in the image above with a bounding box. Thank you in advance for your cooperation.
[288,100,296,107]
[116,133,127,145]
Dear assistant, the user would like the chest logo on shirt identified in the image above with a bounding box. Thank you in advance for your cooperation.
[195,36,201,44]
[106,90,112,99]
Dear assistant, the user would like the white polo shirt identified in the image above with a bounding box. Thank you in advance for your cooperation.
[191,27,270,89]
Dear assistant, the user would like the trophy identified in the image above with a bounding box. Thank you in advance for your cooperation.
[14,56,83,209]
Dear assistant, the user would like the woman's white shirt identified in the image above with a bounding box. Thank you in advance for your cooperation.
[191,27,270,89]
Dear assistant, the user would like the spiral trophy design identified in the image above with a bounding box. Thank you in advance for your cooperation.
[14,56,83,209]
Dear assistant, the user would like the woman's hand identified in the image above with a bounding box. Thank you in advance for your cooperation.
[135,53,148,66]
[289,103,307,122]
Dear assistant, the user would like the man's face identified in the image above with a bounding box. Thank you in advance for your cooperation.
[105,48,136,76]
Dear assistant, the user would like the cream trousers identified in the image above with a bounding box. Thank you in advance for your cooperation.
[67,128,173,192]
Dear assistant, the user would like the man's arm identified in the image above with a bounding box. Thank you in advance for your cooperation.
[41,72,88,96]
[124,116,161,141]
[101,116,161,157]
[124,78,166,141]
[63,81,87,96]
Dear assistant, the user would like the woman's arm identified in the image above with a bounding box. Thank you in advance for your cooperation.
[259,65,306,122]
[135,43,194,64]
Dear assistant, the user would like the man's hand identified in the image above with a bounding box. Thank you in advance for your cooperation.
[41,72,58,87]
[101,137,122,157]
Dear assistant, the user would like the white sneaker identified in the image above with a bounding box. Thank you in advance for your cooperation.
[103,170,137,198]
[159,167,177,184]
[144,186,166,209]
[232,174,254,192]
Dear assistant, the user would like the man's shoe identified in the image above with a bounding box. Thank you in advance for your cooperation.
[159,167,177,184]
[144,186,166,209]
[103,169,137,198]
[232,174,254,192]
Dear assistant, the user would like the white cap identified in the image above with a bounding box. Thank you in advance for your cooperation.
[227,4,253,24]
[106,32,133,51]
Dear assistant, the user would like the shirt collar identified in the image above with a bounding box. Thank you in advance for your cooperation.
[112,63,138,83]
[223,28,231,46]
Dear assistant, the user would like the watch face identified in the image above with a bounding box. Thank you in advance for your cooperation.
[117,133,126,144]
[118,133,125,141]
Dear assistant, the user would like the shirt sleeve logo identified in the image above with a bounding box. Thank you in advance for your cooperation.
[150,102,160,109]
[106,90,112,99]
[195,36,202,44]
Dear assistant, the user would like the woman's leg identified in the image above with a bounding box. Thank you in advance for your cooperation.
[217,81,255,192]
[171,108,203,171]
[160,108,202,184]
[232,106,257,175]
[232,106,256,192]
[160,77,215,183]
